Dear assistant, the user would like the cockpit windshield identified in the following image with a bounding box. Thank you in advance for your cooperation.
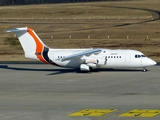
[141,55,146,57]
[135,54,146,58]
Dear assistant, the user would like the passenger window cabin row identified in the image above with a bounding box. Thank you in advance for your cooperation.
[58,55,145,59]
[107,56,121,58]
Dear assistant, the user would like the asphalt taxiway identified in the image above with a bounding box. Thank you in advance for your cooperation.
[0,64,160,120]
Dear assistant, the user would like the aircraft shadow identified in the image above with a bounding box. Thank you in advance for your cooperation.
[0,65,143,75]
[0,65,77,75]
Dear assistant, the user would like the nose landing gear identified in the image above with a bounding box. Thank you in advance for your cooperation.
[143,68,147,72]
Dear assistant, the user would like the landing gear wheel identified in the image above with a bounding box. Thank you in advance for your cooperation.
[89,67,98,72]
[143,68,147,72]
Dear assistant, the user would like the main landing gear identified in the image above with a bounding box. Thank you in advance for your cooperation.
[143,68,147,72]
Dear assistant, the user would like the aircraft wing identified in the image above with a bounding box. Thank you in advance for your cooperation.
[61,49,102,61]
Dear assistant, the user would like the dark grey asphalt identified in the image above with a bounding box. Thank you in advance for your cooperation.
[0,64,160,120]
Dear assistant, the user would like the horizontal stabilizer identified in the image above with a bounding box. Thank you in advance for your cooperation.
[5,27,28,33]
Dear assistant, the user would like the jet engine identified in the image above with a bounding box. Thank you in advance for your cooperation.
[80,57,107,71]
[80,64,90,71]
[85,58,106,66]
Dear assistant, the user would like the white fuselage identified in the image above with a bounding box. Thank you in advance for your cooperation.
[46,48,156,69]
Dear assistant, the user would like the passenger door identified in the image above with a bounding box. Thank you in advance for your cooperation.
[125,54,131,63]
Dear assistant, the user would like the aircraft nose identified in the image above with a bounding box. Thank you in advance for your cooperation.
[148,59,157,66]
[143,58,157,66]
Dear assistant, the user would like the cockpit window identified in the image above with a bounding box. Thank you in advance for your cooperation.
[138,55,141,58]
[135,54,145,58]
[135,55,137,58]
[141,55,146,57]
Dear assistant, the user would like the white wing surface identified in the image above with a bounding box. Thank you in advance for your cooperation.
[61,49,102,61]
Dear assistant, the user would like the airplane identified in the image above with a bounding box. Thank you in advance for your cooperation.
[5,27,156,72]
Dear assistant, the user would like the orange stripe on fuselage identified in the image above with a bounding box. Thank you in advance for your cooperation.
[27,28,48,64]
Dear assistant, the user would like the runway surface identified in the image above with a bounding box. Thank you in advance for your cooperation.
[0,64,160,120]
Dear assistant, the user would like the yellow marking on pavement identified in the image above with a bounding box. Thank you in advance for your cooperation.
[68,109,117,116]
[119,109,160,117]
